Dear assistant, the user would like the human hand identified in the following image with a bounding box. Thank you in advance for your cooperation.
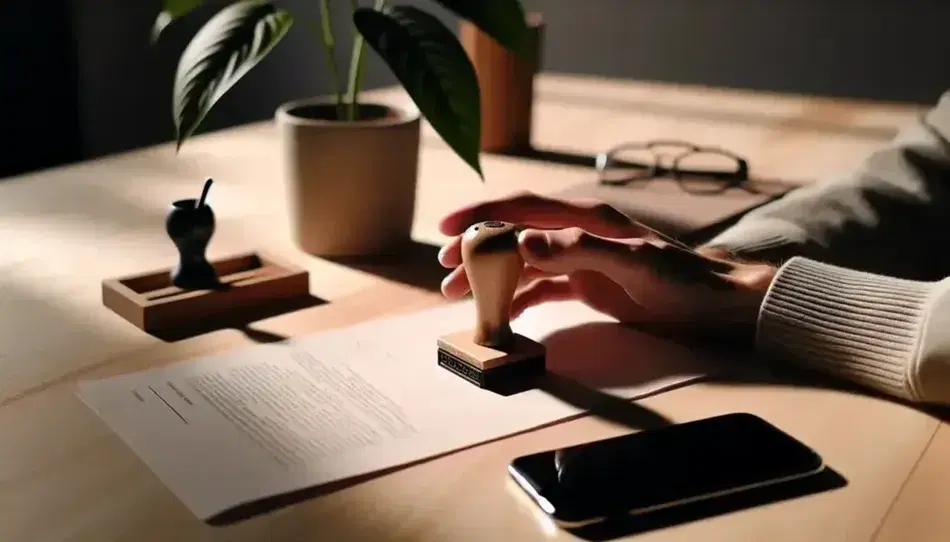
[437,193,777,337]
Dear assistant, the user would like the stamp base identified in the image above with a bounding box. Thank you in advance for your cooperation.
[437,330,546,394]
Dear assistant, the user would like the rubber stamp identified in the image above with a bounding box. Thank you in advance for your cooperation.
[437,220,546,392]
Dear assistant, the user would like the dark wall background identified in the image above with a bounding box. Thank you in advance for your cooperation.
[3,0,949,177]
[1,0,82,178]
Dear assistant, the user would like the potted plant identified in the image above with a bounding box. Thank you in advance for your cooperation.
[153,0,531,256]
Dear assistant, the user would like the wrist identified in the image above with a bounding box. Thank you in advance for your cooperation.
[727,262,777,329]
[694,243,777,327]
[642,261,775,349]
[695,245,733,261]
[733,262,779,294]
[696,243,777,299]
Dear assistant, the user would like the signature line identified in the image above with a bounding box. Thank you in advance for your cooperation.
[148,386,189,425]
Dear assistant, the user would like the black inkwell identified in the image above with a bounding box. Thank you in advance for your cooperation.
[166,178,221,289]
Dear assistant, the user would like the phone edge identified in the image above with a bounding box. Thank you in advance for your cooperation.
[507,460,828,530]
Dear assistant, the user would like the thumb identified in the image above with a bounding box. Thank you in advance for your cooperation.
[518,227,652,286]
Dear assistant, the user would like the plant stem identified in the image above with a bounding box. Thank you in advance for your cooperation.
[319,0,343,115]
[346,0,386,121]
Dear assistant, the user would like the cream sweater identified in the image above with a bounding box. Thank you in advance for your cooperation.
[705,91,950,406]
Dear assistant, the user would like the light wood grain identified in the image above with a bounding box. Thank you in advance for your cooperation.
[0,74,938,542]
[873,423,950,542]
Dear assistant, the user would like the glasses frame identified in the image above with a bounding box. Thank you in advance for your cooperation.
[595,139,750,194]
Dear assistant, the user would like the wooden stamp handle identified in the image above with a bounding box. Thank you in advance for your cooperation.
[461,221,524,348]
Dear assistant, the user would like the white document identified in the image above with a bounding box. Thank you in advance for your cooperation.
[76,300,709,521]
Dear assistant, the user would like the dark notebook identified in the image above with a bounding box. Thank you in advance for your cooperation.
[549,180,787,245]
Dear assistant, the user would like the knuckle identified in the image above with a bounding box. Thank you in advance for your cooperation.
[590,202,632,227]
[572,228,598,249]
[510,190,545,206]
[566,196,600,208]
[568,228,615,257]
[535,278,559,294]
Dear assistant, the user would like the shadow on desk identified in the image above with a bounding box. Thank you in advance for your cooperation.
[206,324,689,526]
[545,321,950,426]
[206,321,948,531]
[534,323,856,540]
[206,321,857,529]
[325,240,447,293]
[149,294,326,343]
[707,358,950,426]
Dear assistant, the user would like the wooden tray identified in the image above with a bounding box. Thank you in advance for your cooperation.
[102,252,311,333]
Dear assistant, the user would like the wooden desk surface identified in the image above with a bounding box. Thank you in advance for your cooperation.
[0,73,941,542]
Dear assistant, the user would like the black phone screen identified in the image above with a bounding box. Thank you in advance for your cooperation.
[508,413,824,526]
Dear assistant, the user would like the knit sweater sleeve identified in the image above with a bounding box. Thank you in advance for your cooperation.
[701,91,950,405]
[756,256,950,406]
[704,90,950,281]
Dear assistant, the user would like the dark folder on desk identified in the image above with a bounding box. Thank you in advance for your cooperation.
[549,181,786,246]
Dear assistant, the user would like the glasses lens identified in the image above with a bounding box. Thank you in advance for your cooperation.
[675,151,742,193]
[597,146,657,185]
[644,141,696,164]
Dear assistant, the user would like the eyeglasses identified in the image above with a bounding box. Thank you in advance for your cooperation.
[595,139,752,194]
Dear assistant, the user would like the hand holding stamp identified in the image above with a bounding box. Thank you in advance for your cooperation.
[437,221,546,392]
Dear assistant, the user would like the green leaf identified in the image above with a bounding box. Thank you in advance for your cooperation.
[354,6,483,178]
[431,0,529,57]
[172,0,293,150]
[152,0,206,42]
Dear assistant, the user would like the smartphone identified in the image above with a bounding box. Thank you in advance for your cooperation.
[507,412,825,528]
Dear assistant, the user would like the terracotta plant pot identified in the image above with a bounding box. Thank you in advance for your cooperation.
[275,98,421,257]
[460,13,545,153]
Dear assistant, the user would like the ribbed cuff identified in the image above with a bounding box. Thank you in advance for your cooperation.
[756,257,936,401]
[704,219,810,262]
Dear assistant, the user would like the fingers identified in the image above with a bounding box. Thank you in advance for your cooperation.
[440,263,559,299]
[437,192,697,270]
[518,227,727,290]
[437,236,463,268]
[512,271,647,322]
[440,266,469,299]
[510,277,576,318]
[518,227,647,282]
[443,224,730,301]
[519,265,559,286]
[436,194,641,269]
[438,192,649,239]
[564,270,647,322]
